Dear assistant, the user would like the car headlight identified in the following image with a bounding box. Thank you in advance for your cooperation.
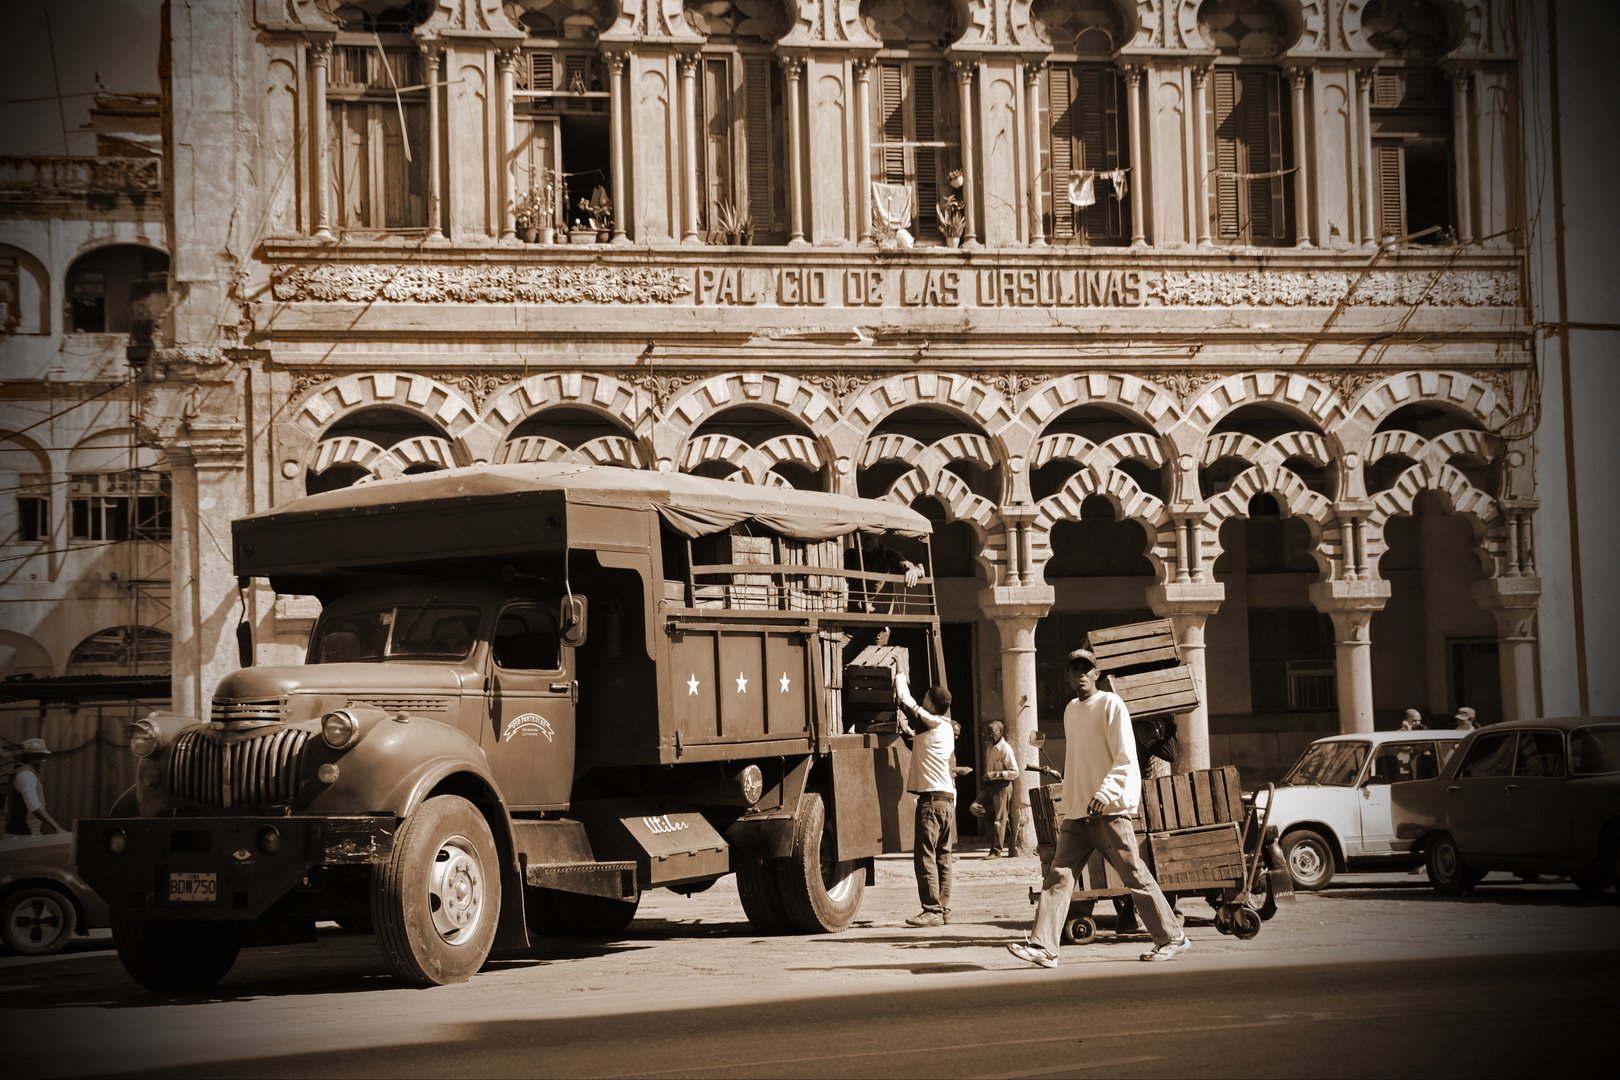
[321,709,360,749]
[127,720,161,758]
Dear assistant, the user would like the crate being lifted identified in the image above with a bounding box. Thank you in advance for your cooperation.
[1083,617,1201,719]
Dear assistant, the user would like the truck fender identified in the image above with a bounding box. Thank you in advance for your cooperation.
[726,755,814,859]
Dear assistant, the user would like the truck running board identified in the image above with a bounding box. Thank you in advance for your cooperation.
[525,860,639,901]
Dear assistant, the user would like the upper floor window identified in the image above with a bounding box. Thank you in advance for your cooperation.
[1045,64,1129,245]
[695,53,786,244]
[516,47,611,233]
[68,471,170,543]
[1370,67,1454,242]
[328,43,428,233]
[65,245,169,334]
[15,475,48,543]
[1209,66,1293,245]
[0,256,19,334]
[872,59,960,243]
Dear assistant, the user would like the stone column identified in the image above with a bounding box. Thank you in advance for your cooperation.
[1355,66,1376,244]
[981,585,1055,855]
[1111,62,1146,246]
[606,51,630,242]
[1148,582,1226,771]
[854,58,875,245]
[1285,64,1311,247]
[1191,63,1211,246]
[951,58,978,246]
[1311,580,1393,734]
[1444,63,1474,244]
[496,48,520,242]
[679,52,701,243]
[310,42,334,242]
[422,43,444,241]
[167,420,248,719]
[783,55,807,246]
[1474,576,1542,723]
[1023,60,1047,246]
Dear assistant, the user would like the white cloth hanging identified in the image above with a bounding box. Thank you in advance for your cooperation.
[1103,168,1128,198]
[871,182,913,229]
[1067,170,1096,208]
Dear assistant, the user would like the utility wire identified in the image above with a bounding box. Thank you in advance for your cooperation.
[41,2,70,156]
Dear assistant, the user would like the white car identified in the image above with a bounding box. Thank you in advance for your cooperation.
[1254,730,1466,890]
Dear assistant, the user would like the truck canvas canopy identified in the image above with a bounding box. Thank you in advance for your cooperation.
[234,463,932,578]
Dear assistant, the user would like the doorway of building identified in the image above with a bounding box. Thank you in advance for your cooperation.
[1450,639,1502,726]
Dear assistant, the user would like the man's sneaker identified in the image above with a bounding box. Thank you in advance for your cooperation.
[1006,941,1058,968]
[1140,933,1191,962]
[905,911,945,927]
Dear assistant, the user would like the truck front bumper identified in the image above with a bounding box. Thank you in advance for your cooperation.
[74,814,396,921]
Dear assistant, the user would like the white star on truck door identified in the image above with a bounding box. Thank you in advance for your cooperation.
[687,674,700,695]
[779,672,791,693]
[735,672,748,693]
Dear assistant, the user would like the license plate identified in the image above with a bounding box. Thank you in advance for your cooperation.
[167,872,218,902]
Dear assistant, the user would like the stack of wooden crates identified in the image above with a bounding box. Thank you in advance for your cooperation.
[1082,618,1201,719]
[1142,766,1248,891]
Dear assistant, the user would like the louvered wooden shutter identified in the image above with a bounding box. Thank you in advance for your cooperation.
[564,52,590,92]
[698,57,733,231]
[1374,142,1405,238]
[879,62,905,184]
[1081,66,1123,241]
[1250,69,1286,242]
[1048,66,1075,238]
[914,64,939,237]
[1213,69,1241,239]
[1374,70,1401,108]
[744,57,775,232]
[531,52,554,92]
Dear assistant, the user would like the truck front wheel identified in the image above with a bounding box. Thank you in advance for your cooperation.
[551,890,640,937]
[776,792,864,933]
[371,795,501,986]
[111,916,244,991]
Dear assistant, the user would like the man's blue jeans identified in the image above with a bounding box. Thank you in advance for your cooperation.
[914,793,954,914]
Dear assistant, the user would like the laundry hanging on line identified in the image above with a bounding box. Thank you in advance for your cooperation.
[1067,168,1130,209]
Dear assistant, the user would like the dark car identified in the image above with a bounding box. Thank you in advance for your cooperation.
[1391,717,1620,894]
[0,832,111,955]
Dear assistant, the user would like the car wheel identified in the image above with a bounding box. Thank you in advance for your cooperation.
[2,886,78,956]
[1281,829,1335,891]
[1426,832,1474,896]
[371,795,501,986]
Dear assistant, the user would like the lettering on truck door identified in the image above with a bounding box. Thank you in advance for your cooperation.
[484,603,576,807]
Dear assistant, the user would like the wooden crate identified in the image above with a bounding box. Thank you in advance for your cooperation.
[1148,822,1245,889]
[844,644,909,730]
[1109,665,1200,718]
[1085,619,1181,676]
[1143,766,1243,832]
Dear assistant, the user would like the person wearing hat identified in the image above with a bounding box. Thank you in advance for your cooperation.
[1453,706,1478,731]
[1400,709,1427,731]
[1006,648,1189,967]
[4,739,64,838]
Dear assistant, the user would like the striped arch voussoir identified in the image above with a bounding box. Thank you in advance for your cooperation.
[1186,372,1347,439]
[1345,371,1510,448]
[295,373,477,440]
[665,373,839,442]
[843,373,1013,445]
[487,372,653,438]
[1020,372,1180,440]
[1028,466,1174,582]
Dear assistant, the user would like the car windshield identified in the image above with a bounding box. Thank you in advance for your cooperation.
[311,603,483,663]
[1570,725,1620,776]
[1283,741,1370,787]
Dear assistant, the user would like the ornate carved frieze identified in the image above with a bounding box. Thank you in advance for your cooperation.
[805,370,878,406]
[1152,269,1519,308]
[986,371,1042,398]
[627,372,701,413]
[270,264,694,304]
[451,373,521,412]
[1157,370,1224,404]
[288,372,328,401]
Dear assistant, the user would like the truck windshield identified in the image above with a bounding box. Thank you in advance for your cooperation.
[1570,725,1620,776]
[312,604,483,663]
[1283,741,1370,787]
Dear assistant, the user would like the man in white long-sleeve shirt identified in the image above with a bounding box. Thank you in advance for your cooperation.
[1007,648,1189,967]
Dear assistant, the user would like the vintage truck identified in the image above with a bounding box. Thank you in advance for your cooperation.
[74,464,941,988]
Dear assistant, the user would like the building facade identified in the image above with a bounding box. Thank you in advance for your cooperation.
[9,0,1580,838]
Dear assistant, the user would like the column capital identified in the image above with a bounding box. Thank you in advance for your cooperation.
[1309,579,1392,614]
[495,47,523,73]
[1147,581,1226,618]
[1022,58,1047,81]
[978,586,1055,626]
[1471,575,1541,613]
[602,49,629,74]
[308,40,333,65]
[1114,60,1145,85]
[1438,59,1477,85]
[1280,62,1310,88]
[1354,63,1378,88]
[852,55,880,79]
[676,51,701,76]
[418,40,443,63]
[948,57,975,83]
[778,54,805,79]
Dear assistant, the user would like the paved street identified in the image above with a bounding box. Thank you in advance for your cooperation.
[3,852,1616,1079]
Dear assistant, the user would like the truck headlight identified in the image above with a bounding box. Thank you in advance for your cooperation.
[321,709,360,749]
[127,720,161,758]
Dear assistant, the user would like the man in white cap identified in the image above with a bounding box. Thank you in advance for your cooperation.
[1006,648,1189,967]
[4,739,64,837]
[1453,707,1478,731]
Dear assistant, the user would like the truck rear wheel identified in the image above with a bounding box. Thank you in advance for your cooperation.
[775,792,864,933]
[111,915,244,991]
[551,890,639,937]
[371,795,500,986]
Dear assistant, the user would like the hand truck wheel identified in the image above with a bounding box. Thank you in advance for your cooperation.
[1062,916,1098,945]
[1230,906,1262,940]
[1213,906,1234,935]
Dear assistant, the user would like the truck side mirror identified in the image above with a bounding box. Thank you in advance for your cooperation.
[560,595,588,648]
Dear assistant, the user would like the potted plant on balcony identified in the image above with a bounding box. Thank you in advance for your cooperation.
[936,193,966,249]
[515,172,557,244]
[588,185,613,243]
[711,199,754,246]
[569,197,598,243]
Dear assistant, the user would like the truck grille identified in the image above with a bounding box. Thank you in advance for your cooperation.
[212,699,282,723]
[347,697,449,713]
[170,726,313,808]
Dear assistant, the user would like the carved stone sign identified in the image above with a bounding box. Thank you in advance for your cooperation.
[269,263,1519,309]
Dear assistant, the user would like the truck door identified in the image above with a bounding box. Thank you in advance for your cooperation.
[484,602,576,809]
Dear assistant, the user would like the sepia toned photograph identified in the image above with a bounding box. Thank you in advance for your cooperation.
[0,1,1614,1076]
